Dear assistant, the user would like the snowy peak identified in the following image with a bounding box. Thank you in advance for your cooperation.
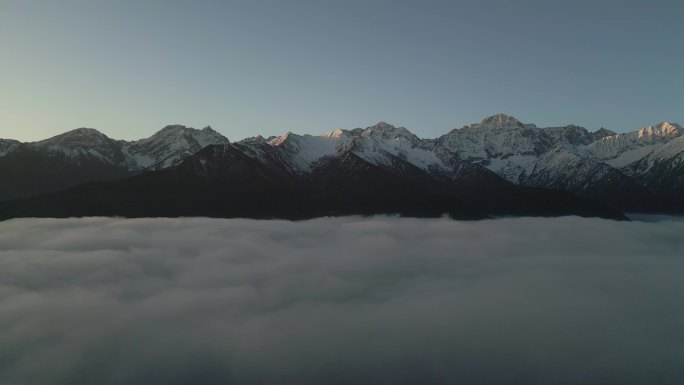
[157,124,187,133]
[263,131,350,173]
[3,115,683,193]
[479,114,525,129]
[437,115,547,181]
[125,124,230,170]
[151,124,228,142]
[541,125,621,146]
[592,127,617,140]
[366,121,395,131]
[267,132,296,147]
[361,122,422,145]
[3,115,684,215]
[255,123,442,175]
[242,134,267,143]
[348,135,445,173]
[637,122,681,138]
[38,127,113,147]
[430,115,684,185]
[542,125,593,146]
[324,128,348,138]
[31,128,126,165]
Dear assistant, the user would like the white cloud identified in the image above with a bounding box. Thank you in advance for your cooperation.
[0,216,683,384]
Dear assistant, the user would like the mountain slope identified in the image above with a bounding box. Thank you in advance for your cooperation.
[521,145,658,211]
[622,135,684,210]
[0,143,134,201]
[307,148,482,218]
[582,122,681,168]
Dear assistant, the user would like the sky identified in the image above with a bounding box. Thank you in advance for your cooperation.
[1,215,683,384]
[1,0,683,142]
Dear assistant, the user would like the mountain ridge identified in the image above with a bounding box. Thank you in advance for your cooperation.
[0,125,231,200]
[1,114,683,217]
[0,142,626,221]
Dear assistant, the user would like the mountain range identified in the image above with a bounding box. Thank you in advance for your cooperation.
[1,114,682,220]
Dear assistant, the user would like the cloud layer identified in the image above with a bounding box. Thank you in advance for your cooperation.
[0,216,683,385]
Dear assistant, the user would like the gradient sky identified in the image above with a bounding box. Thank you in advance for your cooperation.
[2,0,682,142]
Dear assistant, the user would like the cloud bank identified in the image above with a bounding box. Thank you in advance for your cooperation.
[0,216,683,385]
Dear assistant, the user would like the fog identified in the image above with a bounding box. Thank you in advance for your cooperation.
[0,216,683,385]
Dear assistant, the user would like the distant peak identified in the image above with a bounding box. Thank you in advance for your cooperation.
[362,122,419,143]
[637,121,681,138]
[160,124,190,132]
[324,128,347,138]
[659,121,681,131]
[150,125,205,139]
[37,127,112,147]
[480,114,524,128]
[47,127,108,141]
[243,135,266,143]
[67,127,105,135]
[368,121,395,130]
[593,127,616,138]
[202,125,215,131]
[268,132,298,146]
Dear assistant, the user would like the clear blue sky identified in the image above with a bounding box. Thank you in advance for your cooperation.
[2,0,682,141]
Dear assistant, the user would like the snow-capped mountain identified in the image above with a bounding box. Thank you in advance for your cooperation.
[227,116,679,212]
[123,125,230,170]
[582,122,681,168]
[622,134,684,202]
[31,128,128,166]
[433,114,625,184]
[351,122,445,173]
[626,134,684,175]
[422,114,679,210]
[0,125,229,200]
[435,115,544,183]
[263,131,349,173]
[1,114,683,214]
[521,144,656,210]
[2,125,230,170]
[234,121,447,176]
[437,114,547,162]
[0,139,625,221]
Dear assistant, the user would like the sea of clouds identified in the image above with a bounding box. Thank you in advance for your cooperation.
[0,216,683,385]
